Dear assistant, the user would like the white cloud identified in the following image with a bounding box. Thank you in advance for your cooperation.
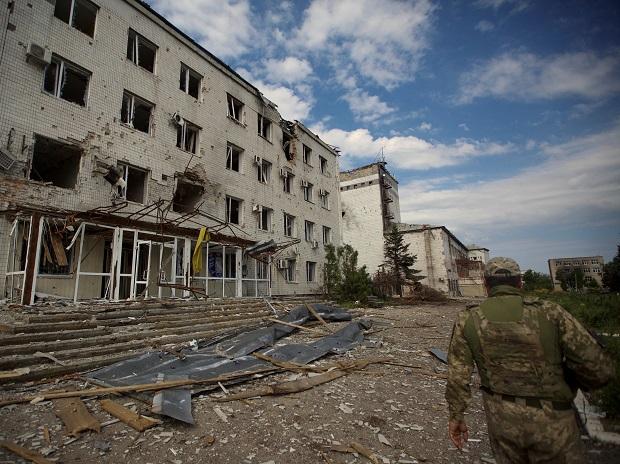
[457,50,620,104]
[458,123,470,131]
[342,89,396,123]
[264,57,313,84]
[295,0,434,88]
[474,0,530,12]
[149,0,255,58]
[418,122,433,131]
[398,124,620,232]
[475,20,495,32]
[312,125,512,170]
[255,81,313,122]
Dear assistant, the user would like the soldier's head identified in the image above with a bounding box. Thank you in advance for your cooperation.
[484,257,522,290]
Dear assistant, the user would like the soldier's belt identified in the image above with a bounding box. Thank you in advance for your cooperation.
[480,386,573,411]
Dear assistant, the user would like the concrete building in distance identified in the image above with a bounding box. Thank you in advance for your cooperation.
[548,256,605,290]
[0,0,341,304]
[467,245,489,264]
[339,162,400,273]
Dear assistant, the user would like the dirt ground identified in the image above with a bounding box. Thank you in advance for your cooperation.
[1,301,619,463]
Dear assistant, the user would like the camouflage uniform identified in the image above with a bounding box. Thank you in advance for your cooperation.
[446,257,614,464]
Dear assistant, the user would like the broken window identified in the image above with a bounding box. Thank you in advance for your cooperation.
[320,190,330,209]
[256,159,271,184]
[302,144,312,165]
[306,261,316,282]
[38,222,74,275]
[176,120,200,153]
[43,55,90,106]
[302,181,313,202]
[179,63,201,99]
[30,135,81,188]
[173,179,204,213]
[226,196,242,224]
[121,90,153,134]
[257,114,271,140]
[323,226,331,245]
[285,259,296,282]
[283,131,293,160]
[257,261,268,280]
[127,29,157,73]
[256,206,272,231]
[282,170,294,194]
[319,155,328,174]
[227,94,244,123]
[118,163,147,204]
[283,212,295,237]
[304,220,314,242]
[54,0,98,37]
[226,143,242,172]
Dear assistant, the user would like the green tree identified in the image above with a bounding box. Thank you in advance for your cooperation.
[383,225,423,296]
[323,244,341,297]
[322,244,372,302]
[603,245,620,291]
[557,267,586,291]
[522,269,553,292]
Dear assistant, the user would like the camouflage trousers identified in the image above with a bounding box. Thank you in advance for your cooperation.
[482,392,585,464]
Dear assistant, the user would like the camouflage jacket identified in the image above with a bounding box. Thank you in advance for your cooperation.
[446,286,615,421]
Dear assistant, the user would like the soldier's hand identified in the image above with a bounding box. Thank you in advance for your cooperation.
[448,419,469,450]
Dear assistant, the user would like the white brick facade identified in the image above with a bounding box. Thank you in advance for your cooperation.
[0,0,341,301]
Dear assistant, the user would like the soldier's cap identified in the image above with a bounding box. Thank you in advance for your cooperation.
[485,257,521,277]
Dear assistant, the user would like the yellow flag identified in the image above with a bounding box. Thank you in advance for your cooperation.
[192,227,210,274]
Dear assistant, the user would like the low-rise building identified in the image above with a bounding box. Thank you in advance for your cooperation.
[0,0,341,304]
[548,256,605,290]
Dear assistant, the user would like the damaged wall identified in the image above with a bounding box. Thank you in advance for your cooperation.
[0,0,341,299]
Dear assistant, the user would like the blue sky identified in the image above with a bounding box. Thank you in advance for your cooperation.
[147,0,620,272]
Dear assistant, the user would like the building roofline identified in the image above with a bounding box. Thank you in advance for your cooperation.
[399,224,468,251]
[548,256,604,262]
[468,247,489,252]
[339,161,399,184]
[294,120,339,157]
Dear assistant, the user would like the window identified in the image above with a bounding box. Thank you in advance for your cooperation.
[284,213,295,237]
[118,163,148,204]
[306,261,316,282]
[302,144,312,165]
[227,94,244,123]
[127,29,157,73]
[176,120,200,153]
[302,181,313,202]
[39,225,74,275]
[304,220,314,242]
[319,156,328,174]
[121,91,153,134]
[257,206,272,231]
[43,56,90,106]
[179,63,201,99]
[226,143,242,172]
[282,171,294,194]
[30,135,81,189]
[258,114,272,140]
[322,226,331,245]
[285,259,296,282]
[319,190,330,209]
[283,131,294,160]
[256,159,271,184]
[226,196,242,224]
[172,179,203,213]
[54,0,98,37]
[257,261,268,280]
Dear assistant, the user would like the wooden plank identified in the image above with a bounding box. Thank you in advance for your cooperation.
[99,399,161,432]
[21,213,41,305]
[0,366,279,406]
[305,303,334,332]
[0,327,112,346]
[0,440,54,464]
[267,318,326,334]
[49,232,68,266]
[11,321,99,334]
[53,398,101,436]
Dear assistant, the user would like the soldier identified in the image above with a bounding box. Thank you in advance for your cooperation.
[445,257,614,463]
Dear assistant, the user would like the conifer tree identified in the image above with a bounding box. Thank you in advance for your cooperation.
[383,225,423,296]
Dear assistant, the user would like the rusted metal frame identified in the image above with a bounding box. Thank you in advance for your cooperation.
[125,199,165,222]
[21,213,42,305]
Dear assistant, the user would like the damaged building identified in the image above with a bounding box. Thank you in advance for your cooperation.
[0,0,341,304]
[340,163,488,297]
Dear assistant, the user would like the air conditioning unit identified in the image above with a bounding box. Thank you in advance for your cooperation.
[279,168,289,178]
[254,155,262,165]
[311,240,319,249]
[172,112,184,126]
[0,149,16,171]
[277,259,288,269]
[252,204,262,212]
[26,42,52,65]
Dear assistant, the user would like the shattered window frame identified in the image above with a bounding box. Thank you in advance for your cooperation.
[43,55,91,107]
[257,114,272,141]
[226,195,242,225]
[127,28,157,73]
[302,144,312,165]
[120,90,154,134]
[176,119,200,154]
[226,143,242,172]
[322,226,331,245]
[179,63,202,99]
[54,0,98,38]
[302,181,313,202]
[304,220,314,242]
[226,94,244,124]
[285,259,296,282]
[319,155,328,175]
[257,206,272,232]
[306,261,316,282]
[282,171,294,194]
[38,224,75,276]
[257,159,271,184]
[118,162,148,204]
[283,212,295,237]
[320,190,330,209]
